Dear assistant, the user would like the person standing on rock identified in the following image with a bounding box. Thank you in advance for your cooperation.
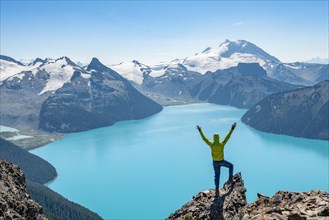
[196,122,237,196]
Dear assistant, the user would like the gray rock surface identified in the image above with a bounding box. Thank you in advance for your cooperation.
[190,63,298,108]
[39,58,163,133]
[0,159,47,220]
[167,173,247,220]
[0,55,162,133]
[243,190,329,220]
[0,69,50,130]
[168,173,329,220]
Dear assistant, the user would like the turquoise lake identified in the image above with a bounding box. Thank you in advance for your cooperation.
[31,103,329,219]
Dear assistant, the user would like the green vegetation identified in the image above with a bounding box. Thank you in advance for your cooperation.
[0,127,64,150]
[27,180,102,220]
[0,138,102,220]
[0,138,57,183]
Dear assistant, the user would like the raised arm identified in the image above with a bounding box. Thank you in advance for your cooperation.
[196,125,212,147]
[222,122,237,145]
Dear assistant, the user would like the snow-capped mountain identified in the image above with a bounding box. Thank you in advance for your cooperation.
[109,39,327,86]
[0,55,42,81]
[1,56,91,95]
[39,58,162,132]
[182,39,280,74]
[37,56,90,94]
[141,63,202,104]
[1,55,162,132]
[109,60,151,85]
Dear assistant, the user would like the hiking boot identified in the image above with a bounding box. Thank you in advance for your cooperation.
[215,189,219,197]
[228,178,236,184]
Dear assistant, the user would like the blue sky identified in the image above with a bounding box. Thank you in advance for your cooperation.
[1,1,328,65]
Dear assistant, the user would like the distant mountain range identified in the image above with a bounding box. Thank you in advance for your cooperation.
[1,39,328,138]
[242,80,329,140]
[109,39,328,86]
[0,56,162,133]
[107,40,327,107]
[189,63,298,108]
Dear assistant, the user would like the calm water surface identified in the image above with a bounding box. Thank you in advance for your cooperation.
[32,103,329,219]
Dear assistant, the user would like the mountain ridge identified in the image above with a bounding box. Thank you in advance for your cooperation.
[101,39,327,86]
[1,55,163,133]
[242,80,329,140]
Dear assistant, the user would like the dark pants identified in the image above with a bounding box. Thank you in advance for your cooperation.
[213,160,234,189]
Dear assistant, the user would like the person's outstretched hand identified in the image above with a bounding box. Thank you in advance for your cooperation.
[196,125,202,132]
[231,122,237,130]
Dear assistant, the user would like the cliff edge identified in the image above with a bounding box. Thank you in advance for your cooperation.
[0,159,47,220]
[167,173,329,220]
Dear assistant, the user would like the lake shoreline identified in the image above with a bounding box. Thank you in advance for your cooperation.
[4,99,326,152]
[31,103,329,219]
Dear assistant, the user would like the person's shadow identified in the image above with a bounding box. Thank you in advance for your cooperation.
[209,183,235,220]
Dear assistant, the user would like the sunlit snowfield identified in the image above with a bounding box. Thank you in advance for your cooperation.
[32,103,329,219]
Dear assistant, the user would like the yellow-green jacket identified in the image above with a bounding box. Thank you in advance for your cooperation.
[198,128,234,161]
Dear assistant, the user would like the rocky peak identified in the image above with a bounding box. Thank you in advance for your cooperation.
[219,39,281,63]
[44,57,55,63]
[87,57,108,72]
[58,56,76,67]
[167,173,247,220]
[0,55,24,66]
[237,63,267,77]
[0,159,47,220]
[132,60,140,65]
[87,57,126,82]
[167,173,329,219]
[30,58,45,66]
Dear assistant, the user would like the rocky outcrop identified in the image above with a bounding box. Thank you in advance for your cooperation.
[243,190,329,220]
[0,159,47,220]
[167,173,247,220]
[168,173,329,220]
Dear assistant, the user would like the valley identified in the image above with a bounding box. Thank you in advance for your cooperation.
[1,39,328,219]
[1,39,328,143]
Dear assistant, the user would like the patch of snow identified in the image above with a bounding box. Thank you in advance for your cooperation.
[0,125,19,132]
[284,64,302,69]
[7,134,32,140]
[150,68,166,77]
[1,60,29,81]
[110,61,145,85]
[1,60,44,82]
[38,58,75,94]
[81,73,91,79]
[184,52,266,74]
